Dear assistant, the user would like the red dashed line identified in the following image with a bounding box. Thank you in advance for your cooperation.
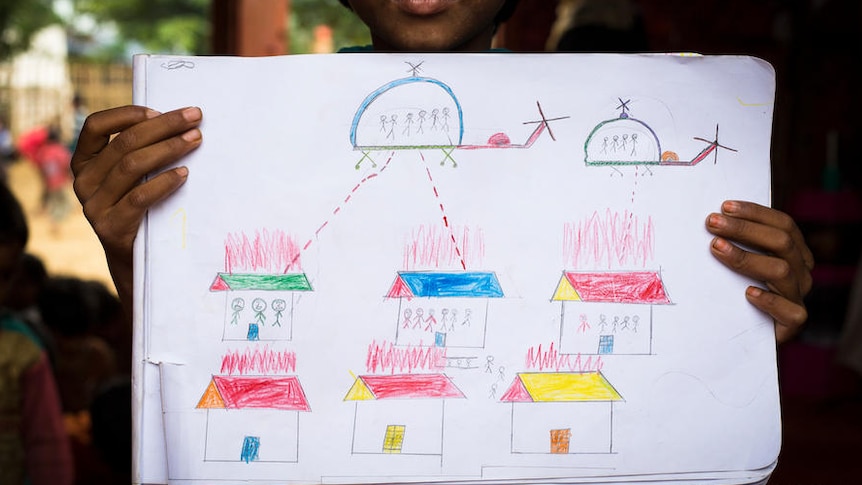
[422,155,467,270]
[299,152,395,258]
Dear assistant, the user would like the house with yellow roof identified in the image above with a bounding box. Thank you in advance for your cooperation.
[552,270,672,356]
[500,371,623,454]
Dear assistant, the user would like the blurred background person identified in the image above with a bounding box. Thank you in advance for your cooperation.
[31,126,73,234]
[0,116,17,183]
[1,183,74,485]
[37,275,119,485]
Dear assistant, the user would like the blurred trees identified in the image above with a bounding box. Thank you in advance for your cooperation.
[74,0,210,55]
[0,0,58,60]
[25,0,370,60]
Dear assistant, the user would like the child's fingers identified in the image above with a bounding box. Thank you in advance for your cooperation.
[706,207,812,298]
[721,200,815,273]
[71,106,159,175]
[73,107,201,203]
[85,128,201,214]
[744,286,808,343]
[87,167,189,255]
[709,236,802,303]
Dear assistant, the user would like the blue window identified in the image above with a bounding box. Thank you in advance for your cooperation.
[247,323,260,341]
[435,332,447,347]
[597,335,614,354]
[241,436,260,463]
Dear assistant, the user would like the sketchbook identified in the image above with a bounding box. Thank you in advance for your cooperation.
[133,53,779,485]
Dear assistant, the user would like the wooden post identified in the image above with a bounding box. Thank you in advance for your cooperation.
[211,0,289,56]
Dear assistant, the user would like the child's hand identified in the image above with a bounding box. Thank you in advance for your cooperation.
[706,200,815,343]
[71,106,202,302]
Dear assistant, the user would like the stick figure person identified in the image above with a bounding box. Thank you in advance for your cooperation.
[485,355,495,373]
[598,314,608,332]
[403,112,414,137]
[417,110,426,134]
[461,308,472,327]
[412,307,424,329]
[424,308,437,332]
[271,298,286,326]
[402,308,413,329]
[578,313,590,333]
[252,298,267,326]
[448,308,458,331]
[387,114,397,140]
[230,297,244,325]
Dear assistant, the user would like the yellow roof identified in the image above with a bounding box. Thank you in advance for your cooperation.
[519,372,622,402]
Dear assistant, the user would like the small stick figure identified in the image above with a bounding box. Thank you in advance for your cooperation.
[252,298,267,326]
[271,298,286,327]
[230,298,244,325]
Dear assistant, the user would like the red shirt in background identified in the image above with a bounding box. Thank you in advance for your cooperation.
[33,142,72,191]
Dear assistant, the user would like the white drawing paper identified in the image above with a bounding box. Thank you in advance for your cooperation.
[133,53,779,485]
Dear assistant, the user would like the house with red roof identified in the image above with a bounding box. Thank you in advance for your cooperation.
[551,270,672,355]
[500,371,623,454]
[196,375,310,463]
[344,373,465,457]
[386,271,504,349]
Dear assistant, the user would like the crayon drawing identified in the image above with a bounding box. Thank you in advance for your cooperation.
[552,270,672,355]
[350,62,568,168]
[584,98,736,175]
[209,229,313,341]
[196,375,310,463]
[500,371,623,454]
[135,53,779,484]
[344,373,465,461]
[388,271,503,349]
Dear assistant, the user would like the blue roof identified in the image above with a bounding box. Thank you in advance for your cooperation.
[398,272,503,298]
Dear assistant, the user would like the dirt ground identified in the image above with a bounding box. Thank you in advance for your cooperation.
[6,159,114,291]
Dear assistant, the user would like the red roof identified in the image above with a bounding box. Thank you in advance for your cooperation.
[564,271,670,304]
[213,376,310,410]
[360,374,465,399]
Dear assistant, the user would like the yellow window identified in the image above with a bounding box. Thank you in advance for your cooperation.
[383,425,406,453]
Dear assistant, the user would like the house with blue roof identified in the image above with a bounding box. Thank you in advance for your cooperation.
[386,271,504,349]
